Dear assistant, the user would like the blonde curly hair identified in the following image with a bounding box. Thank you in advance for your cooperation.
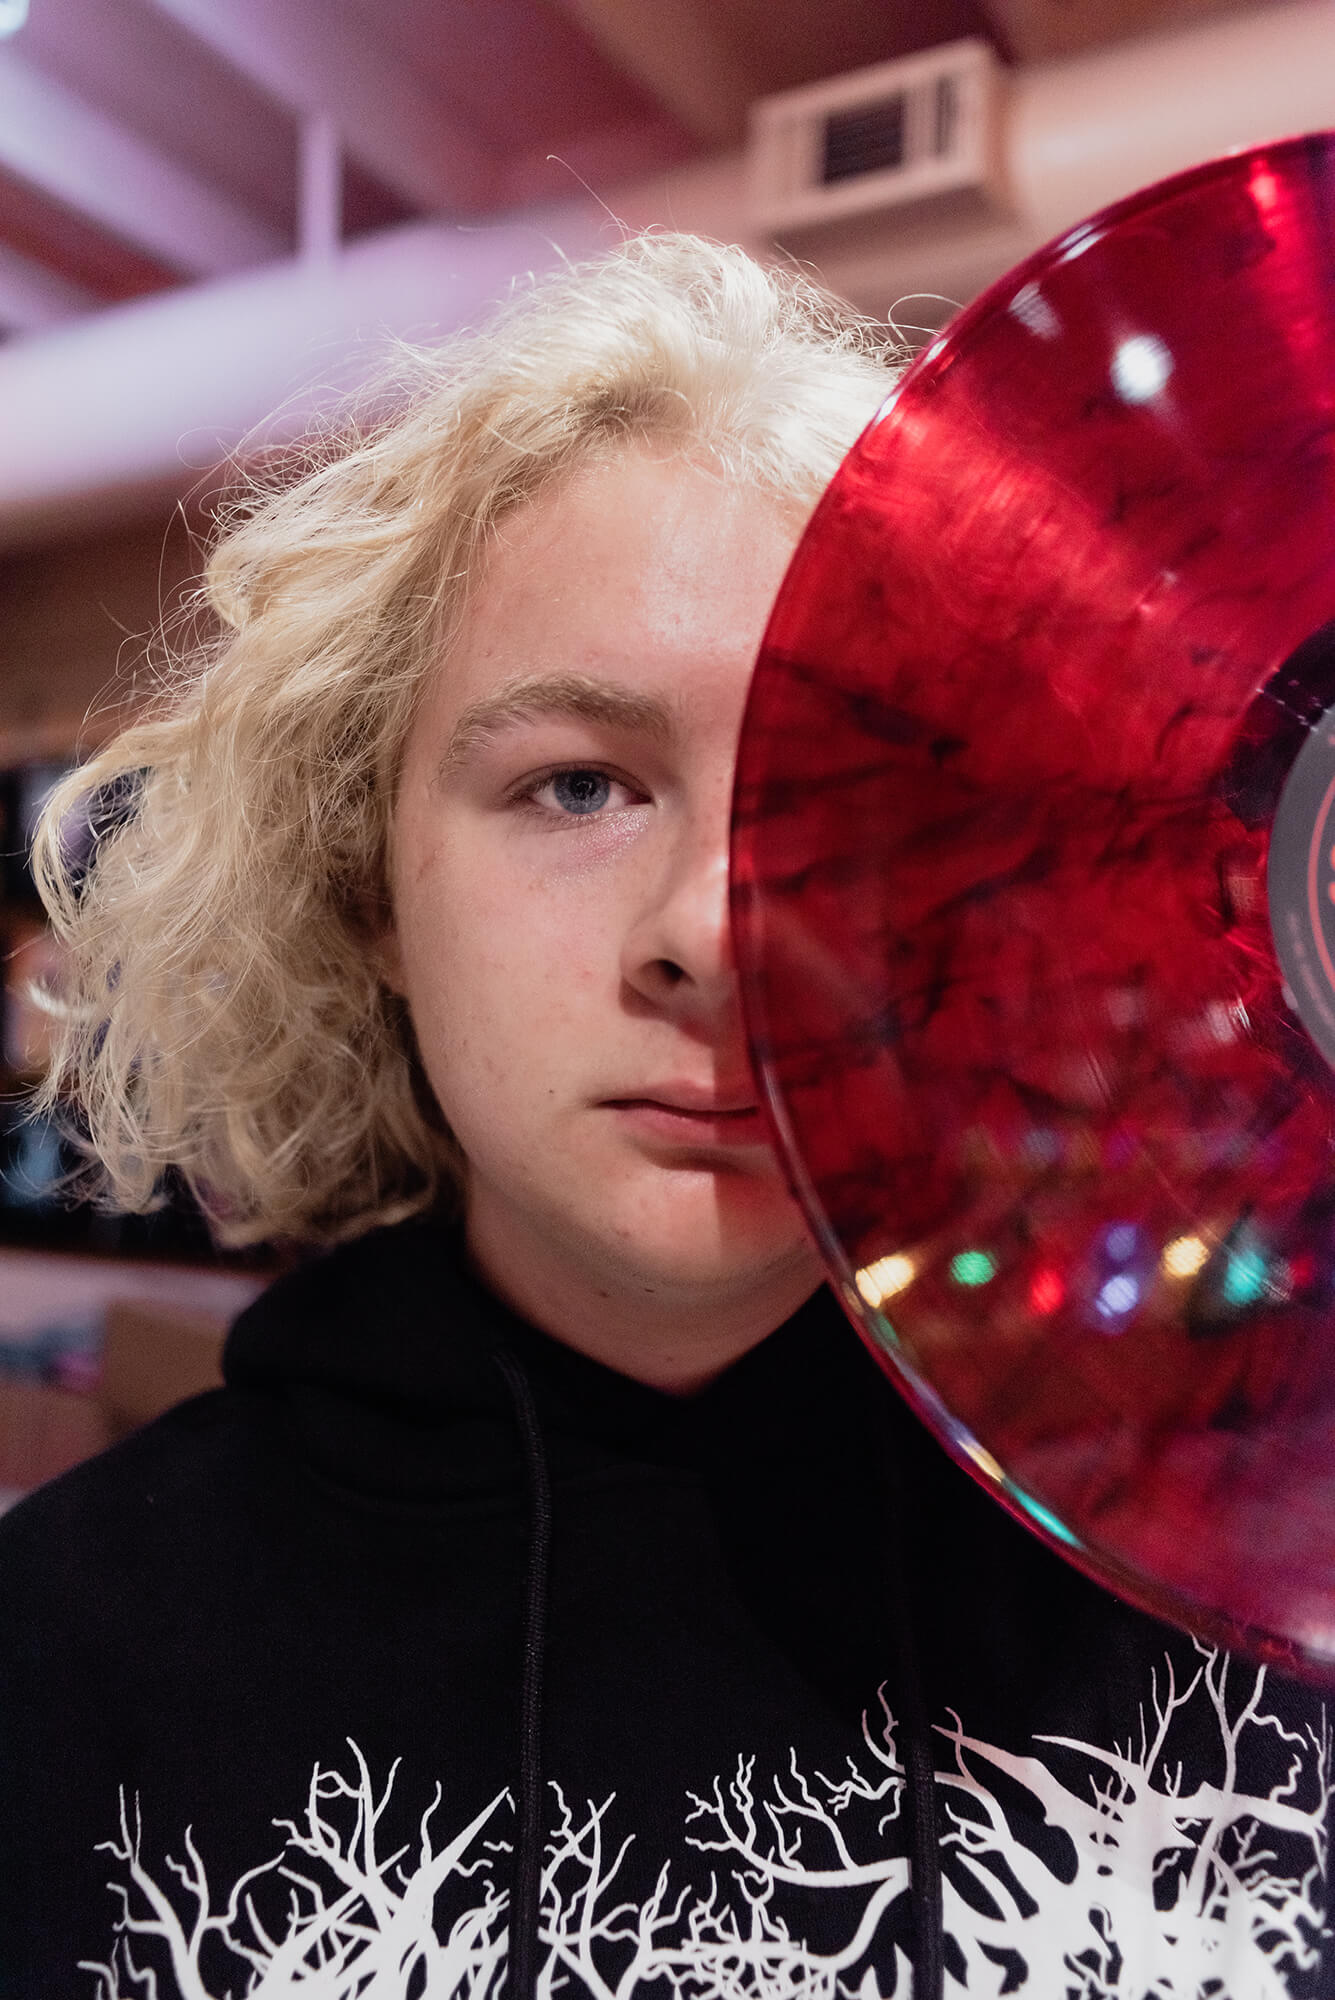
[31,232,903,1247]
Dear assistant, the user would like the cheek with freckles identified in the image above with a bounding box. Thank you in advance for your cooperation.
[401,888,608,1147]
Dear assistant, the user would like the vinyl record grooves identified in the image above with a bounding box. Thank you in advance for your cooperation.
[731,133,1335,1678]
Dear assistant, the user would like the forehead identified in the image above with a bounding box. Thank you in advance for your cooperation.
[437,452,805,717]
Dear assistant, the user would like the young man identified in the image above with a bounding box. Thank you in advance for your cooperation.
[1,235,1331,1998]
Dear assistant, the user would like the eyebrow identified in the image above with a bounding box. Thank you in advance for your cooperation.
[439,672,678,775]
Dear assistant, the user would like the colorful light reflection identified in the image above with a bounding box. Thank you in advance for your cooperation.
[950,1249,997,1287]
[1029,1268,1064,1315]
[855,1252,916,1308]
[1222,1247,1269,1307]
[1162,1234,1209,1278]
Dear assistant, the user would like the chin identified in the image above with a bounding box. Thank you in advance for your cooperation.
[596,1183,818,1297]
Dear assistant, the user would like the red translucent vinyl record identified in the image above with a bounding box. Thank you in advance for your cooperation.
[732,133,1335,1678]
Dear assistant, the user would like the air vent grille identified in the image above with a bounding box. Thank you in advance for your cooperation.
[822,95,909,183]
[750,40,1006,239]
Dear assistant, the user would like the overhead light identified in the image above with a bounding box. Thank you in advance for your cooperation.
[0,0,27,37]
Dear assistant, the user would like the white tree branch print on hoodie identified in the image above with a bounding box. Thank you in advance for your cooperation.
[80,1647,1331,2000]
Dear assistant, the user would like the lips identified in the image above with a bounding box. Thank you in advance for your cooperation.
[602,1090,768,1144]
[604,1085,758,1117]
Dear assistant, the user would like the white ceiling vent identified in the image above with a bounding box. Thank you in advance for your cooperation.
[749,39,1008,242]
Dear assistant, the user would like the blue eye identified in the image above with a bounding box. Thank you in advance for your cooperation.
[550,769,611,815]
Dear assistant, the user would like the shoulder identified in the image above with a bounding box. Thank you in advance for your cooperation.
[0,1383,272,1625]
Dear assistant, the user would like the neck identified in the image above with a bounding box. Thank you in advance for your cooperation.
[465,1209,822,1395]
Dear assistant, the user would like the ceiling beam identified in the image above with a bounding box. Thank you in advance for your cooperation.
[974,0,1246,59]
[546,0,760,146]
[0,162,180,305]
[0,50,283,275]
[143,0,499,216]
[0,240,98,333]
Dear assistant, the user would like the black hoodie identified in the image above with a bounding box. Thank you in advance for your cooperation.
[0,1216,1331,1997]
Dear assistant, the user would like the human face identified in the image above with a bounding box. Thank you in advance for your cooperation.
[384,451,822,1377]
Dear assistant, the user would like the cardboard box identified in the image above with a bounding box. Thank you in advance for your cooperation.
[0,1376,112,1493]
[98,1298,226,1439]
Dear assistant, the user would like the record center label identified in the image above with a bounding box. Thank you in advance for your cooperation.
[1268,710,1335,1072]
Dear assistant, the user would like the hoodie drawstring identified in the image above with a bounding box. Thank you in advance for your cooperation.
[492,1347,554,2000]
[492,1337,945,2000]
[892,1581,945,1999]
[887,1439,946,2000]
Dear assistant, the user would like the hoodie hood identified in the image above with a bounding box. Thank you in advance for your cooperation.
[222,1214,870,1508]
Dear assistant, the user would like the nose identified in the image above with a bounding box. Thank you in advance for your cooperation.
[620,781,739,1028]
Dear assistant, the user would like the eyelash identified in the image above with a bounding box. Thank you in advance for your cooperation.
[508,763,646,823]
